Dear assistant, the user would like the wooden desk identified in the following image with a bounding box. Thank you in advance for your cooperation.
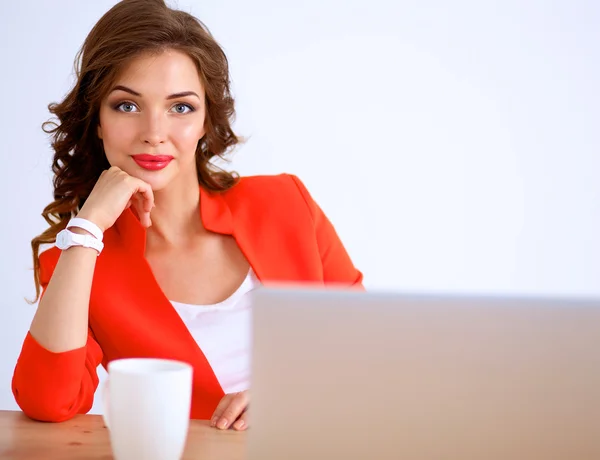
[0,410,246,459]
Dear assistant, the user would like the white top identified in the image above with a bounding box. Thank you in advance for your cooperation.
[169,270,257,394]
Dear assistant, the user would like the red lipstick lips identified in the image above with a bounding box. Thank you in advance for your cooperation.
[131,154,174,171]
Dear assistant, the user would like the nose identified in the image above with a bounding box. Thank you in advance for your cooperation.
[140,111,167,146]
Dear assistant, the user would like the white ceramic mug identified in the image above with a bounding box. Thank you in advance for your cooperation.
[103,358,193,460]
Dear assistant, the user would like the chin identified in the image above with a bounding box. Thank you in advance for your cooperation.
[125,167,175,191]
[141,174,174,192]
[147,180,172,192]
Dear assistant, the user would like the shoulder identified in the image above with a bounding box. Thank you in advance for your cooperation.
[222,173,316,211]
[217,173,321,229]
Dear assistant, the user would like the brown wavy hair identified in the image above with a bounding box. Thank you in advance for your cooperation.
[30,0,241,302]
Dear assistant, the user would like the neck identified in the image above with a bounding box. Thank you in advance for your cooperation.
[146,177,205,248]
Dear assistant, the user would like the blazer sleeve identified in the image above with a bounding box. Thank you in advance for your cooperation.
[289,174,364,288]
[12,250,103,422]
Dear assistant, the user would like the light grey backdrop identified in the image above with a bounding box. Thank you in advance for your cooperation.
[1,0,598,414]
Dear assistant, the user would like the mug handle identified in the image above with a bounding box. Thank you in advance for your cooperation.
[101,378,111,430]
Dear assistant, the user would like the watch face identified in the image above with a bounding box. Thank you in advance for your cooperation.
[56,230,68,249]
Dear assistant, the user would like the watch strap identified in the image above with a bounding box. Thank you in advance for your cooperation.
[67,217,104,241]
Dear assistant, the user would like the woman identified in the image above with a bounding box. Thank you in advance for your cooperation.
[12,0,362,430]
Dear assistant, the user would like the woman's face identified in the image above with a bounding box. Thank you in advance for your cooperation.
[98,49,207,191]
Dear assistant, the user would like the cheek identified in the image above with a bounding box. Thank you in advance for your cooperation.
[99,108,137,152]
[174,120,205,150]
[102,121,136,148]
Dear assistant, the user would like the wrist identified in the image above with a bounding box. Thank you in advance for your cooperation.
[55,228,104,255]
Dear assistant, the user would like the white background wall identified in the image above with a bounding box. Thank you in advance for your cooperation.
[0,0,598,414]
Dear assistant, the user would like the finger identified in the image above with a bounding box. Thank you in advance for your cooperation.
[135,206,152,228]
[136,181,154,213]
[131,193,153,228]
[130,197,150,227]
[233,410,248,431]
[211,394,233,427]
[216,392,249,430]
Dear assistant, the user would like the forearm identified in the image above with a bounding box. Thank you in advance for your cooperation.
[29,237,97,353]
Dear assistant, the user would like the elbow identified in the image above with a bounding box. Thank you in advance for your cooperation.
[14,390,76,423]
[12,382,88,423]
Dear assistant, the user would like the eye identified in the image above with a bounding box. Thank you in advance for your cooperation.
[171,103,194,114]
[115,102,139,113]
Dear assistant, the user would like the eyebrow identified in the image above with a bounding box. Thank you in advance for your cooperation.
[110,85,201,100]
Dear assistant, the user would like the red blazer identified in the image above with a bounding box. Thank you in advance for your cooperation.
[12,174,363,422]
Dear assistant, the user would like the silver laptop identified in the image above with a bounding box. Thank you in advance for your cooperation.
[248,287,600,460]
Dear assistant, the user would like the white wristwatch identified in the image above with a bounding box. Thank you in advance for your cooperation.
[55,229,104,255]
